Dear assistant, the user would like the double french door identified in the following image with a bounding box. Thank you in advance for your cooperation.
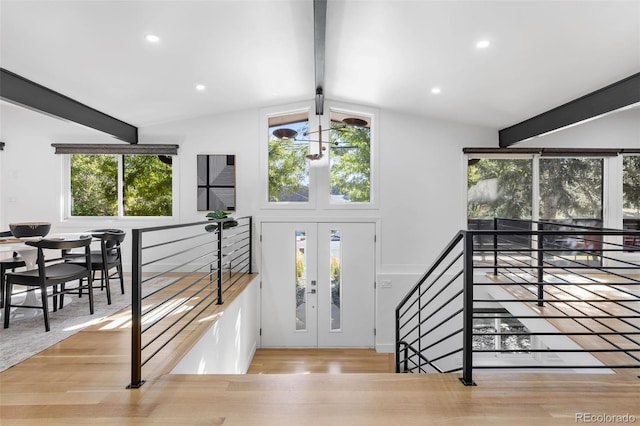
[260,222,375,347]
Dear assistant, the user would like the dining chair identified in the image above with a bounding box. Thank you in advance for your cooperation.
[3,236,94,332]
[68,229,125,305]
[0,231,26,309]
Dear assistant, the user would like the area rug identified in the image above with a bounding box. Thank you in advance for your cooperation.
[0,279,136,372]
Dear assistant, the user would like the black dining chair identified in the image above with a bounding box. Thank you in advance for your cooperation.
[0,231,26,310]
[3,236,94,332]
[68,229,125,305]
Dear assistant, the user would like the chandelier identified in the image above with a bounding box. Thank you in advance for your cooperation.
[272,117,368,160]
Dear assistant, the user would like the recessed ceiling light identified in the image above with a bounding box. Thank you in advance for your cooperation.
[431,87,441,94]
[476,39,490,49]
[146,34,160,43]
[195,84,206,91]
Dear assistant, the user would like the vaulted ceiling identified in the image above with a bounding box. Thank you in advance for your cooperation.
[1,0,639,131]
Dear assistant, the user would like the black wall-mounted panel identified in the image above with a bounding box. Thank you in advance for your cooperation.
[0,68,138,144]
[499,72,640,147]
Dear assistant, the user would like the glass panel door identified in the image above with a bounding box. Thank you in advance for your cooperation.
[261,222,375,348]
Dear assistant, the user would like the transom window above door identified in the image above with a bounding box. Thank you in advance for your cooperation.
[263,102,377,210]
[267,111,310,203]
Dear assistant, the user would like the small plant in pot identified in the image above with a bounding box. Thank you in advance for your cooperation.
[205,210,238,232]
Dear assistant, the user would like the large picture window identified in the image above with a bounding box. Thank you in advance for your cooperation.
[70,154,173,217]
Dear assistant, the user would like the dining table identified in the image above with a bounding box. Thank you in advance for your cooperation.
[0,233,93,318]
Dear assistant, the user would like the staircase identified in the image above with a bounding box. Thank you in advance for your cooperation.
[395,218,640,385]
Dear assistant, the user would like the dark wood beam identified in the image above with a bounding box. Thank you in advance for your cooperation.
[314,0,326,115]
[463,147,640,156]
[499,72,640,147]
[0,68,138,144]
[51,143,177,155]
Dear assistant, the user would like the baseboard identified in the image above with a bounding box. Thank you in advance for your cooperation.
[376,343,395,353]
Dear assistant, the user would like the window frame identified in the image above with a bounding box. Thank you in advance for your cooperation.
[260,100,379,210]
[323,102,379,210]
[61,153,179,223]
[260,102,317,210]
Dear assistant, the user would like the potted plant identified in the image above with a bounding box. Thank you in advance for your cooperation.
[205,210,238,232]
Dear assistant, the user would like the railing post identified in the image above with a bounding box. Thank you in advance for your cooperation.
[493,217,499,275]
[460,232,476,386]
[248,216,253,274]
[217,223,223,305]
[395,311,401,373]
[128,229,145,389]
[418,288,422,372]
[537,223,544,307]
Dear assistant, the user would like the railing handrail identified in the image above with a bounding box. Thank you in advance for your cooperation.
[135,216,251,235]
[395,231,465,313]
[396,218,640,385]
[128,216,253,389]
[495,217,636,233]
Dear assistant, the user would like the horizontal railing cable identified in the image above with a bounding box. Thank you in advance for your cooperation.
[129,216,253,388]
[397,218,639,384]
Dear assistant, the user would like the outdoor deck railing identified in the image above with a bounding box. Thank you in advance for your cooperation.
[128,216,252,388]
[396,219,640,385]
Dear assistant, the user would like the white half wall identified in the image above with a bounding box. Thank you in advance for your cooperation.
[171,277,260,374]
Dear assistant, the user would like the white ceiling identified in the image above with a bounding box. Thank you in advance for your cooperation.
[1,0,639,131]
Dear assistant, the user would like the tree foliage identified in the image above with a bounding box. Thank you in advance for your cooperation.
[71,154,118,216]
[623,156,640,216]
[468,157,606,220]
[124,155,172,216]
[329,123,370,202]
[71,154,172,217]
[539,158,602,219]
[467,159,532,219]
[268,137,308,201]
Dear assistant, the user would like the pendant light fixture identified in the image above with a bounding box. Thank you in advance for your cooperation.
[271,117,369,161]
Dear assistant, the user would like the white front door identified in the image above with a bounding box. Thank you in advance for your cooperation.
[261,222,375,347]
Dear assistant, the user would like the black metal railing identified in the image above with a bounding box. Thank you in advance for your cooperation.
[396,219,640,386]
[128,216,252,389]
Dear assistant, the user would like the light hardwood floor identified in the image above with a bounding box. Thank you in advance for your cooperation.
[247,348,395,374]
[1,275,639,425]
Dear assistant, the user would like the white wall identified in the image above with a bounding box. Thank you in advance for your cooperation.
[171,277,260,374]
[516,106,640,149]
[141,104,497,352]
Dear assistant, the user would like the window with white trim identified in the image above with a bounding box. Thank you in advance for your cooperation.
[69,154,173,217]
[268,111,310,202]
[328,110,371,204]
[265,102,376,209]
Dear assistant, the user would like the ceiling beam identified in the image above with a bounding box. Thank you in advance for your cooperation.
[499,72,640,147]
[314,0,326,116]
[0,68,138,144]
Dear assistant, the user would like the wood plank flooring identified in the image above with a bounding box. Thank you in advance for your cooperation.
[494,272,640,377]
[247,348,395,374]
[1,273,640,424]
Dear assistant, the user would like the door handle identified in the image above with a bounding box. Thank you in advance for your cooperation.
[308,289,316,294]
